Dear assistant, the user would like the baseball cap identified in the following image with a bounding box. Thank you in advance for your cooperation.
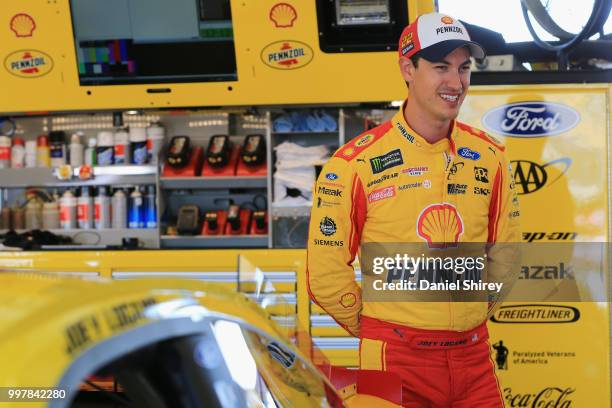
[398,13,485,62]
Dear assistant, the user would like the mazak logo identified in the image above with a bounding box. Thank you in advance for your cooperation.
[370,149,404,174]
[457,147,481,161]
[511,158,571,195]
[4,49,54,78]
[325,172,338,181]
[395,121,415,144]
[318,186,342,197]
[503,387,575,408]
[417,203,463,248]
[261,41,313,70]
[520,263,574,280]
[490,305,580,324]
[482,102,580,138]
[368,186,395,203]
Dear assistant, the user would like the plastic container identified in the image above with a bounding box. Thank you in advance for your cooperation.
[128,188,144,228]
[36,135,51,167]
[12,206,24,230]
[42,201,60,229]
[69,133,84,167]
[25,140,37,168]
[85,137,97,166]
[25,200,43,230]
[114,128,129,164]
[147,123,165,164]
[49,131,67,167]
[59,190,77,229]
[94,186,111,229]
[144,185,157,228]
[1,207,11,230]
[96,131,114,165]
[77,186,94,229]
[111,189,127,229]
[129,128,148,165]
[10,137,25,169]
[0,136,11,169]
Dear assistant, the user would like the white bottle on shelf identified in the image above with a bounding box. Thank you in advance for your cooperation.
[69,132,84,167]
[111,189,127,229]
[59,190,77,229]
[94,186,111,229]
[25,140,37,168]
[42,201,60,229]
[77,186,94,229]
[114,128,130,164]
[10,138,25,168]
[85,137,97,166]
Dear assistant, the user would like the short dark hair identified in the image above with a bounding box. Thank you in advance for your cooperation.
[410,54,421,68]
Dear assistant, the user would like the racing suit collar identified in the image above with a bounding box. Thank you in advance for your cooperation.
[392,100,457,154]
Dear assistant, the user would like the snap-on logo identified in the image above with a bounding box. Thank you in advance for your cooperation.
[482,102,580,138]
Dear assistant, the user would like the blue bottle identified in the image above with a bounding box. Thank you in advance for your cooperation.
[144,185,157,228]
[128,187,144,229]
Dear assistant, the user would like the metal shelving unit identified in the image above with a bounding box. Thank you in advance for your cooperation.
[0,166,157,188]
[160,235,268,249]
[160,176,267,189]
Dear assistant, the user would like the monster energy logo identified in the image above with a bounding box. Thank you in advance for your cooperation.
[370,149,404,174]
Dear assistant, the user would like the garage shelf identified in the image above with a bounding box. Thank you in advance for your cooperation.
[160,234,268,248]
[159,176,267,189]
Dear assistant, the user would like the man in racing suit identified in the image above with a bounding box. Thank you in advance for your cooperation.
[307,12,520,407]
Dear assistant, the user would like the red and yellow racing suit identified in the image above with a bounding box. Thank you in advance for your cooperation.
[307,103,520,407]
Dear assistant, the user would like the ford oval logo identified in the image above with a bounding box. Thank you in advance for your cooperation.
[325,172,338,181]
[482,101,580,138]
[457,147,481,161]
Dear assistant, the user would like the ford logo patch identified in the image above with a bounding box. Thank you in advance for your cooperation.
[482,101,580,138]
[457,147,480,161]
[325,173,338,181]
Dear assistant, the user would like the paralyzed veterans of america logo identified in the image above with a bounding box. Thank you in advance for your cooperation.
[370,149,404,174]
[482,102,580,138]
[261,40,313,70]
[4,49,53,78]
[417,203,464,248]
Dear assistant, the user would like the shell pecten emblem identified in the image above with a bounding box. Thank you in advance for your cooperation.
[10,13,36,37]
[269,3,297,28]
[441,16,454,24]
[417,203,464,248]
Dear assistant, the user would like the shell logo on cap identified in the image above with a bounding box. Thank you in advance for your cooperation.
[417,203,463,248]
[10,13,36,38]
[269,3,297,28]
[441,16,454,24]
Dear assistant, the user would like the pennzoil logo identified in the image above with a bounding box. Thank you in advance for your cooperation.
[417,203,463,248]
[4,49,53,78]
[490,304,580,324]
[355,134,374,147]
[261,41,313,70]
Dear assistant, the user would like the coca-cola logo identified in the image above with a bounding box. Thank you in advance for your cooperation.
[368,186,396,203]
[482,102,580,138]
[504,387,575,407]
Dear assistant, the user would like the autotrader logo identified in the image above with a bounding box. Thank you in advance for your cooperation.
[482,101,580,137]
[511,158,571,195]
